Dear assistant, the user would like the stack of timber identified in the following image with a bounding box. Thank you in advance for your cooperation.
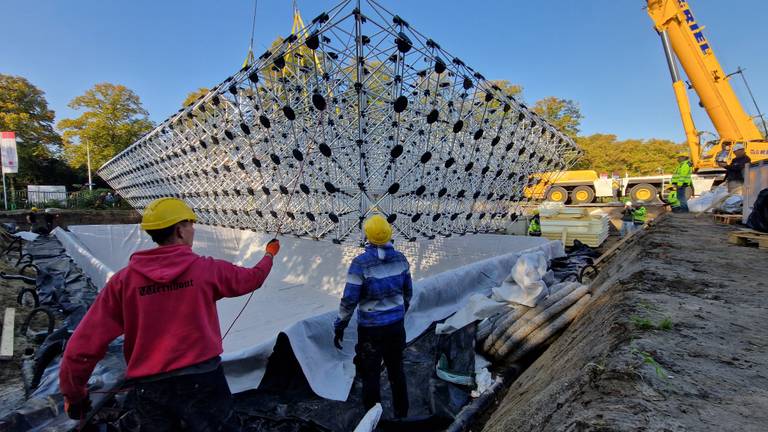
[540,206,609,247]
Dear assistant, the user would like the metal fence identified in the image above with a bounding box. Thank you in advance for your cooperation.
[3,189,131,210]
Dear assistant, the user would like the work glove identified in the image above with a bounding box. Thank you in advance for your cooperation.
[333,327,344,350]
[64,395,91,420]
[265,239,280,257]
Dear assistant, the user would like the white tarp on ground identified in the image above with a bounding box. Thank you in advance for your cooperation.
[53,224,562,400]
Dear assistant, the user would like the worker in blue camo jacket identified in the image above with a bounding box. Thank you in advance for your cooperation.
[333,214,412,418]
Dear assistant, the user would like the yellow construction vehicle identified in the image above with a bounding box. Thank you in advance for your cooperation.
[647,0,768,171]
[524,169,714,204]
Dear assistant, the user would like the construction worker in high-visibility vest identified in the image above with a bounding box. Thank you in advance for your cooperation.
[59,197,279,430]
[665,189,681,210]
[671,152,693,213]
[633,205,648,227]
[527,212,541,237]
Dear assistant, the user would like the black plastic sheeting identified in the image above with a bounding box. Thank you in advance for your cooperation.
[0,233,119,432]
[550,240,599,282]
[747,187,768,232]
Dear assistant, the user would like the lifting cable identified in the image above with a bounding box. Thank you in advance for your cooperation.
[223,0,320,340]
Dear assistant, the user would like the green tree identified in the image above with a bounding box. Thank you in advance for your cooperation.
[182,87,210,107]
[58,83,154,170]
[533,97,583,138]
[0,74,87,187]
[573,134,685,175]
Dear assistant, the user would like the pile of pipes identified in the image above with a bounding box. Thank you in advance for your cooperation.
[477,281,592,363]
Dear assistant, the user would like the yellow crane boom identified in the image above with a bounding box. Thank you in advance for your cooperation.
[647,0,768,170]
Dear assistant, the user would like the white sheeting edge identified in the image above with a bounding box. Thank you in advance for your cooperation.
[52,227,115,289]
[353,403,383,432]
[225,240,563,400]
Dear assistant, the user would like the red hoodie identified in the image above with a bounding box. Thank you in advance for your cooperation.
[59,243,273,402]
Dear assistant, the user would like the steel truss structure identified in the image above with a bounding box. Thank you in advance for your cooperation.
[99,0,581,244]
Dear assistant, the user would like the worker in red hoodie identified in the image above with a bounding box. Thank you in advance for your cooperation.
[59,197,279,430]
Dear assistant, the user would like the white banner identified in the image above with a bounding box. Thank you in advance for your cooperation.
[0,132,19,174]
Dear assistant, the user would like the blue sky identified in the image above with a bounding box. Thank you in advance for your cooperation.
[2,0,767,142]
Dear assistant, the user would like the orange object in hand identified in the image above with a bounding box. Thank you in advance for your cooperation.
[265,239,280,257]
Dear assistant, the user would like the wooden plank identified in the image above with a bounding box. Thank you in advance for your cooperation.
[0,308,15,360]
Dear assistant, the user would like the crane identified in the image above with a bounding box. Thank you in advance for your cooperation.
[647,0,768,171]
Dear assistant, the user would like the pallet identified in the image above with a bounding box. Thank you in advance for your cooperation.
[713,214,742,225]
[728,229,768,250]
[1,308,15,360]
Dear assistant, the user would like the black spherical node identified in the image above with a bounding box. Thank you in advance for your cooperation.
[261,186,271,196]
[390,144,404,158]
[259,115,271,129]
[445,157,455,168]
[329,213,340,223]
[306,212,316,221]
[319,143,332,157]
[438,188,447,197]
[211,136,220,145]
[387,214,397,223]
[274,54,286,69]
[434,58,446,74]
[426,109,439,124]
[393,95,408,113]
[324,182,337,193]
[306,33,320,50]
[312,93,327,111]
[283,105,296,121]
[300,184,310,194]
[453,120,463,133]
[415,185,426,195]
[279,185,289,195]
[292,149,304,161]
[270,154,281,165]
[411,213,422,222]
[388,182,400,194]
[420,151,432,164]
[248,72,259,83]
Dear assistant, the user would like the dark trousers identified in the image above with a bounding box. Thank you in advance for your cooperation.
[676,185,690,213]
[356,320,409,418]
[135,366,241,432]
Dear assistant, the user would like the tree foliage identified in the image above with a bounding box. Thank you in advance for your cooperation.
[0,74,87,187]
[58,83,154,170]
[487,80,523,99]
[533,97,583,138]
[573,134,686,176]
[182,87,210,108]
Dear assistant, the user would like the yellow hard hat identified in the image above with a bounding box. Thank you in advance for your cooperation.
[30,207,39,212]
[140,197,197,231]
[676,152,689,158]
[363,214,392,245]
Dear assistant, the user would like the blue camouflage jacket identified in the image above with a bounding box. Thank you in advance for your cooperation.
[333,243,413,330]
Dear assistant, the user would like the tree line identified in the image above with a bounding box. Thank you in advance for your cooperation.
[0,73,687,192]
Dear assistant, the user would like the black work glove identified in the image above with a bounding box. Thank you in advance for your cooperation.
[333,327,344,349]
[64,396,92,420]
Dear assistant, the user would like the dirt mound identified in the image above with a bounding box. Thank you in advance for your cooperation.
[482,214,768,431]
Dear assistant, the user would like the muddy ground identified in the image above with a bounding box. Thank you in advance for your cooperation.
[0,256,40,419]
[482,213,768,431]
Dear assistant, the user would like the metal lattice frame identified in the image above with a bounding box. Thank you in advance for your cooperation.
[98,0,581,244]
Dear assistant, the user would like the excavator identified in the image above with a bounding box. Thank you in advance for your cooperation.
[647,0,768,171]
[526,0,767,204]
